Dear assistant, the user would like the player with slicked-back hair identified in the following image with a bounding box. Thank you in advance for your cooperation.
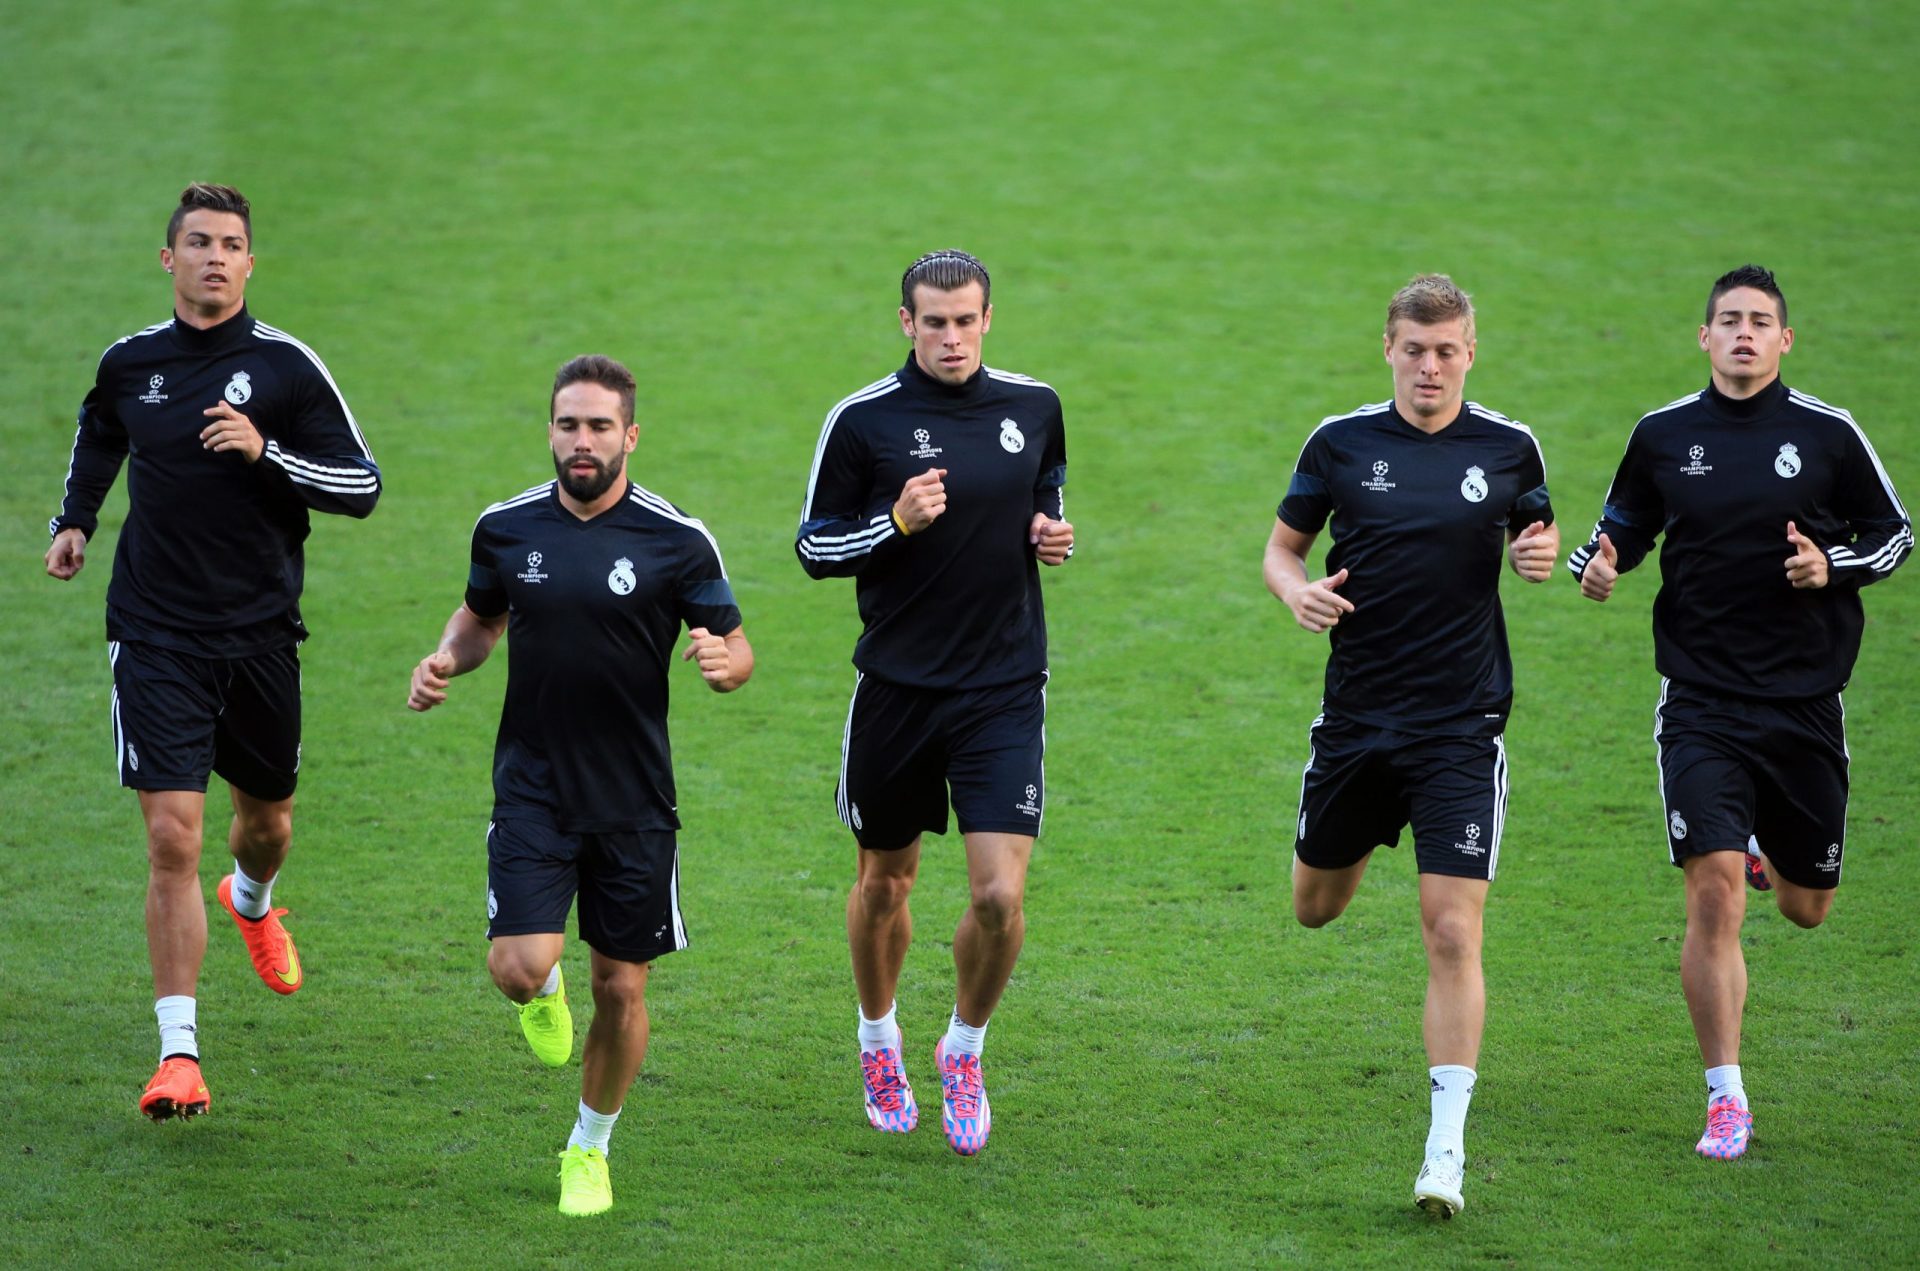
[797,248,1072,1157]
[1572,264,1910,1161]
[45,183,380,1121]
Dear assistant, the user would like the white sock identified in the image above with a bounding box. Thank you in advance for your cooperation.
[1706,1064,1747,1109]
[230,865,274,919]
[156,995,199,1061]
[567,1099,621,1153]
[944,1008,988,1058]
[538,964,561,998]
[1425,1065,1476,1158]
[857,1001,901,1054]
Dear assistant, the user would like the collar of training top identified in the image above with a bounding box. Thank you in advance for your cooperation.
[896,351,989,401]
[1702,374,1787,422]
[169,304,255,353]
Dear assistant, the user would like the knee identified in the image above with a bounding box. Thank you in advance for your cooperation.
[968,879,1025,933]
[145,812,201,873]
[856,870,915,917]
[486,946,552,1001]
[1294,896,1343,929]
[1688,876,1746,937]
[591,964,649,1016]
[1422,910,1481,966]
[237,803,293,853]
[1778,892,1833,930]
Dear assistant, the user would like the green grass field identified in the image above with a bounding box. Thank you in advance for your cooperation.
[3,1,1916,1265]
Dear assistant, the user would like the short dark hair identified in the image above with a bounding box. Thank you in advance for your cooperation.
[551,355,637,426]
[167,183,251,248]
[901,249,991,314]
[1706,264,1786,326]
[1386,273,1475,342]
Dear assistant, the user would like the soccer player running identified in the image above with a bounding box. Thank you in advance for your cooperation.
[1569,265,1911,1161]
[1265,275,1557,1217]
[44,183,380,1120]
[797,250,1072,1156]
[407,355,752,1217]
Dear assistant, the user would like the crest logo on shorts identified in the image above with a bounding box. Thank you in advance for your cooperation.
[518,551,548,584]
[909,428,943,461]
[1680,445,1713,477]
[1775,443,1801,478]
[1298,811,1308,840]
[608,556,637,595]
[1460,466,1488,503]
[224,371,253,405]
[999,419,1026,454]
[126,743,140,772]
[1669,810,1689,840]
[849,802,864,831]
[487,888,498,920]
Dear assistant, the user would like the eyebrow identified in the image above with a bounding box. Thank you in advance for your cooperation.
[554,414,620,425]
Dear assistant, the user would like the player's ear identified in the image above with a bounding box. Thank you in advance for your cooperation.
[979,303,992,334]
[1780,326,1793,356]
[1698,324,1711,352]
[160,247,173,273]
[624,423,639,453]
[899,305,915,338]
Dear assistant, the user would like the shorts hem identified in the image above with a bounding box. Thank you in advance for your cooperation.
[122,777,210,793]
[584,939,680,964]
[486,923,568,940]
[1668,839,1751,866]
[954,820,1041,839]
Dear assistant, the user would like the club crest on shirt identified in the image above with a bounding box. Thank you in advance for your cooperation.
[608,557,637,595]
[999,418,1026,454]
[1774,443,1801,478]
[224,371,253,405]
[517,550,549,584]
[909,428,943,461]
[1460,465,1488,503]
[1361,459,1396,493]
[1680,444,1713,477]
[139,374,168,405]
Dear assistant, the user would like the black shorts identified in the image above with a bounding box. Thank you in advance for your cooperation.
[1292,713,1507,881]
[837,672,1047,851]
[108,640,302,801]
[486,819,685,963]
[1655,680,1849,890]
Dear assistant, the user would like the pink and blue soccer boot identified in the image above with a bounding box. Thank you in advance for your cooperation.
[1695,1097,1753,1159]
[935,1036,991,1155]
[861,1041,918,1133]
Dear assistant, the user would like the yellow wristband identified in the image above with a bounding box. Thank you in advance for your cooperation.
[891,509,910,536]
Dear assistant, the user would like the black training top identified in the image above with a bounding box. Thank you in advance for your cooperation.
[51,307,381,656]
[1567,378,1911,699]
[1278,399,1553,735]
[796,355,1067,691]
[466,480,742,834]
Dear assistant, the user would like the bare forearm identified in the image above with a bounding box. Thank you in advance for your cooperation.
[439,604,505,675]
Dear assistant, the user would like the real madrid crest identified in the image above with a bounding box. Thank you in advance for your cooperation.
[1774,443,1801,478]
[1460,465,1488,503]
[999,418,1025,454]
[608,556,637,595]
[225,371,253,405]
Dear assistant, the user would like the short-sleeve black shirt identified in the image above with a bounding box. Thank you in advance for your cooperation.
[465,480,742,833]
[1277,400,1553,734]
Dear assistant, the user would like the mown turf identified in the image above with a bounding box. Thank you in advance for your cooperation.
[2,1,1915,1265]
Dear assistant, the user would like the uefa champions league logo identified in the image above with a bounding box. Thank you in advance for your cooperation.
[1775,443,1801,478]
[1362,459,1396,493]
[1680,445,1713,477]
[1373,460,1390,477]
